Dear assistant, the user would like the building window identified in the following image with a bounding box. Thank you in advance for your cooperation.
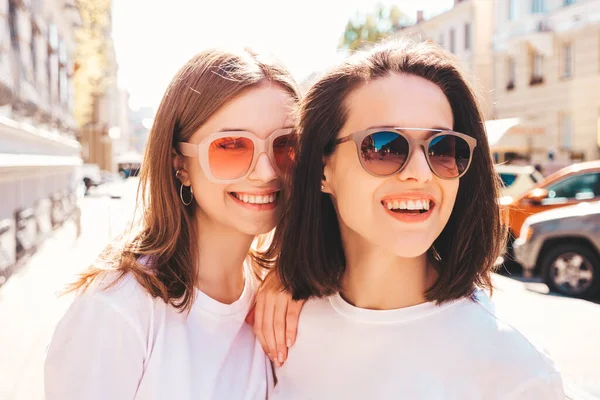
[30,22,38,84]
[562,43,573,78]
[532,0,545,13]
[48,23,58,101]
[438,33,444,48]
[8,0,28,76]
[507,58,516,90]
[559,113,573,150]
[31,0,42,84]
[564,0,575,5]
[508,0,518,20]
[450,28,456,54]
[58,39,68,105]
[530,52,544,85]
[8,0,18,51]
[464,23,471,50]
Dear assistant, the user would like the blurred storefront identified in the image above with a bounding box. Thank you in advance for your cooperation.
[493,0,600,166]
[0,0,82,278]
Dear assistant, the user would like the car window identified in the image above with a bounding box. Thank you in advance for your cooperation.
[498,173,517,187]
[546,173,600,202]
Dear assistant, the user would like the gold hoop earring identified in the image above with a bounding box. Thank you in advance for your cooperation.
[180,183,193,206]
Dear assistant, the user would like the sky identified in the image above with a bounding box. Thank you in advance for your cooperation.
[112,0,454,111]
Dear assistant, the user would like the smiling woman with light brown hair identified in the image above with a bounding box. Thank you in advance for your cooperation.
[44,47,300,400]
[254,39,565,399]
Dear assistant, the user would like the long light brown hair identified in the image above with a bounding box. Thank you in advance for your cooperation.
[265,39,507,303]
[69,48,300,311]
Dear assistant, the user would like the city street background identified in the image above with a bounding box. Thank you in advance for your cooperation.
[2,0,600,399]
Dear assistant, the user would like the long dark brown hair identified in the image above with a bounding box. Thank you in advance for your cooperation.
[265,39,507,303]
[68,48,300,311]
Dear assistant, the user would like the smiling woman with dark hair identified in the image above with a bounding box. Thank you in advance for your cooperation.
[253,39,565,399]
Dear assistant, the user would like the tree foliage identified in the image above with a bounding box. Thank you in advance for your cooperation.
[74,0,113,127]
[339,4,409,52]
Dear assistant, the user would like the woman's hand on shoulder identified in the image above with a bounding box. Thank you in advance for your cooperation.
[246,271,305,367]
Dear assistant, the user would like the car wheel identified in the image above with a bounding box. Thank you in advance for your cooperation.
[541,244,600,299]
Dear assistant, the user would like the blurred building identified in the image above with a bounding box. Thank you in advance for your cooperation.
[75,0,120,173]
[0,0,81,276]
[112,88,131,158]
[112,89,145,177]
[395,0,495,119]
[492,0,600,166]
[128,105,152,154]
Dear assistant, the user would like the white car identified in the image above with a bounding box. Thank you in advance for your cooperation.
[495,164,544,198]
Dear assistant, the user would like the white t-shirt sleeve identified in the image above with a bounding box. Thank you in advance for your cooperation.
[504,371,565,400]
[44,292,146,400]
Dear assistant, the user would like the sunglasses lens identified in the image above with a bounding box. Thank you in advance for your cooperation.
[360,131,409,175]
[273,133,298,176]
[428,134,471,178]
[208,137,254,180]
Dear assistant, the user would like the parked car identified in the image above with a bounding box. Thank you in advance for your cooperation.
[496,164,543,198]
[504,160,600,240]
[513,201,600,298]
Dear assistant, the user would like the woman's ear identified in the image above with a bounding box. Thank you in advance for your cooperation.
[321,155,333,194]
[172,149,191,186]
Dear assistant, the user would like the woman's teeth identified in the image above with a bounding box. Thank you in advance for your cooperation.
[231,192,277,204]
[384,199,431,211]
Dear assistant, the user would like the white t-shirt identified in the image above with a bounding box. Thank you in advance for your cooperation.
[272,291,564,400]
[44,268,272,400]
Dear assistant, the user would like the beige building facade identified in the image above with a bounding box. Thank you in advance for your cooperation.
[395,0,495,119]
[492,0,600,165]
[0,0,81,275]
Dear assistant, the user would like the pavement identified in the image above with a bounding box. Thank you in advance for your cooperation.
[492,274,600,399]
[0,178,138,400]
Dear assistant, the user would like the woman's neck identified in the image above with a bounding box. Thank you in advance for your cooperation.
[194,211,254,304]
[340,235,437,311]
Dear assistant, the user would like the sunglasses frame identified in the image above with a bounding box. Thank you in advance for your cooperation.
[177,128,295,184]
[335,127,478,180]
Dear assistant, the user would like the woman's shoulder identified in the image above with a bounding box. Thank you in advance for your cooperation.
[45,271,157,398]
[453,291,563,395]
[85,269,151,299]
[456,292,553,360]
[74,270,162,332]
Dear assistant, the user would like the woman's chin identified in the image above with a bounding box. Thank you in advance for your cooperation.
[389,241,434,259]
[234,220,277,237]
